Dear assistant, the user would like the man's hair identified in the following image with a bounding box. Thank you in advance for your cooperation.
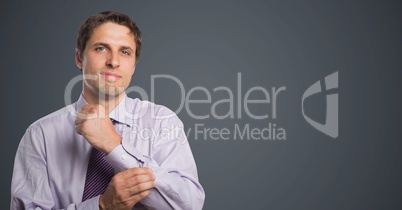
[76,11,142,64]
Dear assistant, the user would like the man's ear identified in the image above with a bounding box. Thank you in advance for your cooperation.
[75,49,83,70]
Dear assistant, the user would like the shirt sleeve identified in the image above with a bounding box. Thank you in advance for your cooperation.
[103,111,205,210]
[10,126,99,210]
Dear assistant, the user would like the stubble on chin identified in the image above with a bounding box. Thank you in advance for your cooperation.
[98,83,126,99]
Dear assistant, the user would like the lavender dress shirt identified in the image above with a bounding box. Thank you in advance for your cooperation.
[11,94,205,210]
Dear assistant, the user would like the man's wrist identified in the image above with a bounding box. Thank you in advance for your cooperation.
[103,135,122,154]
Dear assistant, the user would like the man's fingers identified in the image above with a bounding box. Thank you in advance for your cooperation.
[74,112,98,134]
[127,181,155,196]
[124,181,155,197]
[134,190,151,202]
[121,190,151,206]
[81,104,101,111]
[119,168,153,179]
[75,104,108,126]
[81,104,107,116]
[77,112,98,120]
[101,169,154,208]
[75,115,84,126]
[125,174,155,188]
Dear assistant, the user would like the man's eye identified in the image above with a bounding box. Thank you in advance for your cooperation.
[95,47,105,51]
[121,50,131,55]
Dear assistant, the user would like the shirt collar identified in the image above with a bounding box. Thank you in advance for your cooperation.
[75,93,133,127]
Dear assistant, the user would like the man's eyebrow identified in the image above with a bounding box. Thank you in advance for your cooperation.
[93,42,109,47]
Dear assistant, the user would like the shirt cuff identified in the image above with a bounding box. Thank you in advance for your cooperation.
[104,145,142,173]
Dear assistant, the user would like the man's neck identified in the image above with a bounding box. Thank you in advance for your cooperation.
[82,91,125,114]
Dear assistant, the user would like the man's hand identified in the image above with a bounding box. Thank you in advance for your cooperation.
[99,168,156,210]
[75,104,122,153]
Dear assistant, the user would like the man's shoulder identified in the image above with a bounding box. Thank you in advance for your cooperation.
[125,97,178,120]
[28,104,76,130]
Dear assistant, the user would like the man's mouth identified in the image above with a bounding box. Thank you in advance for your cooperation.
[100,71,121,82]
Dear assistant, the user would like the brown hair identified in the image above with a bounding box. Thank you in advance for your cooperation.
[76,11,142,64]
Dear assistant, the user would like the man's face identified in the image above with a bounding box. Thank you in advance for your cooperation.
[76,22,136,100]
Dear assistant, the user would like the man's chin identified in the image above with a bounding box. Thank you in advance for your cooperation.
[98,87,126,99]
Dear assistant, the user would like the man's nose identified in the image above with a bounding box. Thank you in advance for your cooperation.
[106,52,120,68]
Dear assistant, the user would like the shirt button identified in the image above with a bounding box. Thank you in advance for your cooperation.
[121,154,127,160]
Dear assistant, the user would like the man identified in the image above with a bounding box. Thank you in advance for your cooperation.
[11,11,205,210]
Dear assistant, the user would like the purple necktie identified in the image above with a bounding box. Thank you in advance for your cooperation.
[82,121,116,201]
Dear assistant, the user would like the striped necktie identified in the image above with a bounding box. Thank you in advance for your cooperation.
[82,147,114,201]
[82,121,116,201]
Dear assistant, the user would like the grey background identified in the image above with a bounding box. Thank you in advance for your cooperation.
[1,0,401,209]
